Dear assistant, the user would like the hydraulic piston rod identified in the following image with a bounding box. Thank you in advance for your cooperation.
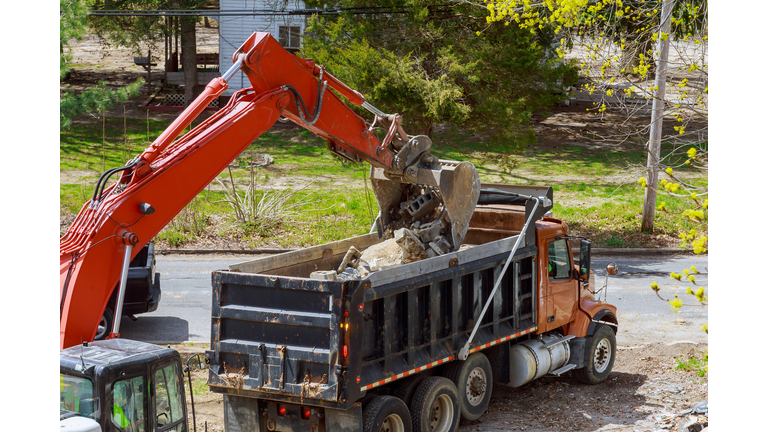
[108,243,133,339]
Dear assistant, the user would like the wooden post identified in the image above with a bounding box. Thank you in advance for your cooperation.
[640,0,674,232]
[147,48,152,95]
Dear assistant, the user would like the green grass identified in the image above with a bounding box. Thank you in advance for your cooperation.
[674,351,708,377]
[60,117,707,250]
[60,117,172,171]
[191,379,209,397]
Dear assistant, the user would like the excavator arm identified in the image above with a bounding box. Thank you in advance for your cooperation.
[60,32,480,349]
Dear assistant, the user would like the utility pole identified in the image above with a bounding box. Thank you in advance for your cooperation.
[641,0,674,232]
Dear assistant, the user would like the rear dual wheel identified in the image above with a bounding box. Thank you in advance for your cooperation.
[393,375,429,407]
[363,395,412,432]
[444,353,493,422]
[410,377,460,432]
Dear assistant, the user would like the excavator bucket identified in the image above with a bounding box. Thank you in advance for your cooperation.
[370,159,481,255]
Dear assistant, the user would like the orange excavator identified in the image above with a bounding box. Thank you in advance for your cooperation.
[60,32,481,349]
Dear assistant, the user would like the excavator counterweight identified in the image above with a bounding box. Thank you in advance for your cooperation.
[59,32,480,349]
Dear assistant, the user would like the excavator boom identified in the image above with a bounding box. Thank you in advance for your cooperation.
[60,32,480,349]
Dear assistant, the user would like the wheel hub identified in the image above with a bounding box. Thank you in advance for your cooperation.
[594,338,612,373]
[380,413,405,432]
[465,367,487,406]
[429,394,454,432]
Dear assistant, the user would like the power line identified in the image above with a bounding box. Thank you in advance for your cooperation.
[87,5,456,17]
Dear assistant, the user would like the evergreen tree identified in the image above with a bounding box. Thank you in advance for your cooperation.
[60,0,143,128]
[302,1,578,145]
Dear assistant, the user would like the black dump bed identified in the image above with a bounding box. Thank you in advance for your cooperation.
[207,184,552,410]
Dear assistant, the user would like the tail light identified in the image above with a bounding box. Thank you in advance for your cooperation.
[277,405,287,416]
[302,407,311,420]
[342,344,348,358]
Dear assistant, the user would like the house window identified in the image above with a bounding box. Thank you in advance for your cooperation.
[279,26,301,49]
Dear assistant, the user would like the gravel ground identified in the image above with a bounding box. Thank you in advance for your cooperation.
[173,340,707,432]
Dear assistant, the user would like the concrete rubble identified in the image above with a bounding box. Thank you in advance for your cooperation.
[310,226,457,281]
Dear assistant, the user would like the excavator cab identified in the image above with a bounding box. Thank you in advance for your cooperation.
[60,339,188,432]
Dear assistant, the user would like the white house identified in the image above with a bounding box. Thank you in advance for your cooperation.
[219,0,307,97]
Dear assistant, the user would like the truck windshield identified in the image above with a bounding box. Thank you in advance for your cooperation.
[60,373,97,420]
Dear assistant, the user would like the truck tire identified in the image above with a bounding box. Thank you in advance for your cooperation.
[94,307,114,341]
[443,353,493,421]
[393,375,428,407]
[363,395,412,432]
[574,325,616,385]
[410,377,460,432]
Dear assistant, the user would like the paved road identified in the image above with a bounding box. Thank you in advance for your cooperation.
[119,253,256,343]
[118,252,709,347]
[592,254,708,346]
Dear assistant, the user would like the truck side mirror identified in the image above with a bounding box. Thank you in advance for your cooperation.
[579,240,591,283]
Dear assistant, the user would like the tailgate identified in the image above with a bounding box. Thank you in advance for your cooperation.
[207,271,345,403]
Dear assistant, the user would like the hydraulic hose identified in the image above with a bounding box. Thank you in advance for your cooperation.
[281,68,327,126]
[91,159,140,206]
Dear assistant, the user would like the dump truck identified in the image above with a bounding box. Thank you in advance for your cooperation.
[206,183,618,432]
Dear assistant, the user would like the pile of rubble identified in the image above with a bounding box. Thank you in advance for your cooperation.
[310,224,456,281]
[657,400,708,432]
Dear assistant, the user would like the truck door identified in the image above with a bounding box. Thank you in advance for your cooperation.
[151,360,187,432]
[544,237,579,331]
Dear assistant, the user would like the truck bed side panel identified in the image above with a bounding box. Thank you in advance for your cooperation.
[355,247,538,397]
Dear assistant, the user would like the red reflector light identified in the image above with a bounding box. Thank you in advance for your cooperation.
[343,345,348,357]
[356,376,361,383]
[302,407,311,419]
[278,405,286,416]
[344,311,349,317]
[358,304,364,310]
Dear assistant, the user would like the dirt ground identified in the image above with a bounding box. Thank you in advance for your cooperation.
[173,341,707,432]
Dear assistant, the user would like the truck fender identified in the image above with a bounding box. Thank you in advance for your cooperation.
[586,308,619,336]
[567,300,618,338]
[565,305,618,369]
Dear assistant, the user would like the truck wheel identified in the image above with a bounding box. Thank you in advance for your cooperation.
[363,395,412,432]
[410,377,460,432]
[444,353,493,421]
[574,325,616,385]
[393,375,428,407]
[94,307,114,341]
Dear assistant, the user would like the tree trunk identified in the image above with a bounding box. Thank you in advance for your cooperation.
[181,16,198,107]
[640,0,673,233]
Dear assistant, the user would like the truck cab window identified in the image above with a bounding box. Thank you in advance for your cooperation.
[154,362,185,431]
[548,238,572,280]
[112,375,146,432]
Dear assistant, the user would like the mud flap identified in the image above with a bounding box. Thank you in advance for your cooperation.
[325,403,363,432]
[567,337,587,369]
[223,395,261,432]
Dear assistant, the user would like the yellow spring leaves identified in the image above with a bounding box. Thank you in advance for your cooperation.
[655,265,706,313]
